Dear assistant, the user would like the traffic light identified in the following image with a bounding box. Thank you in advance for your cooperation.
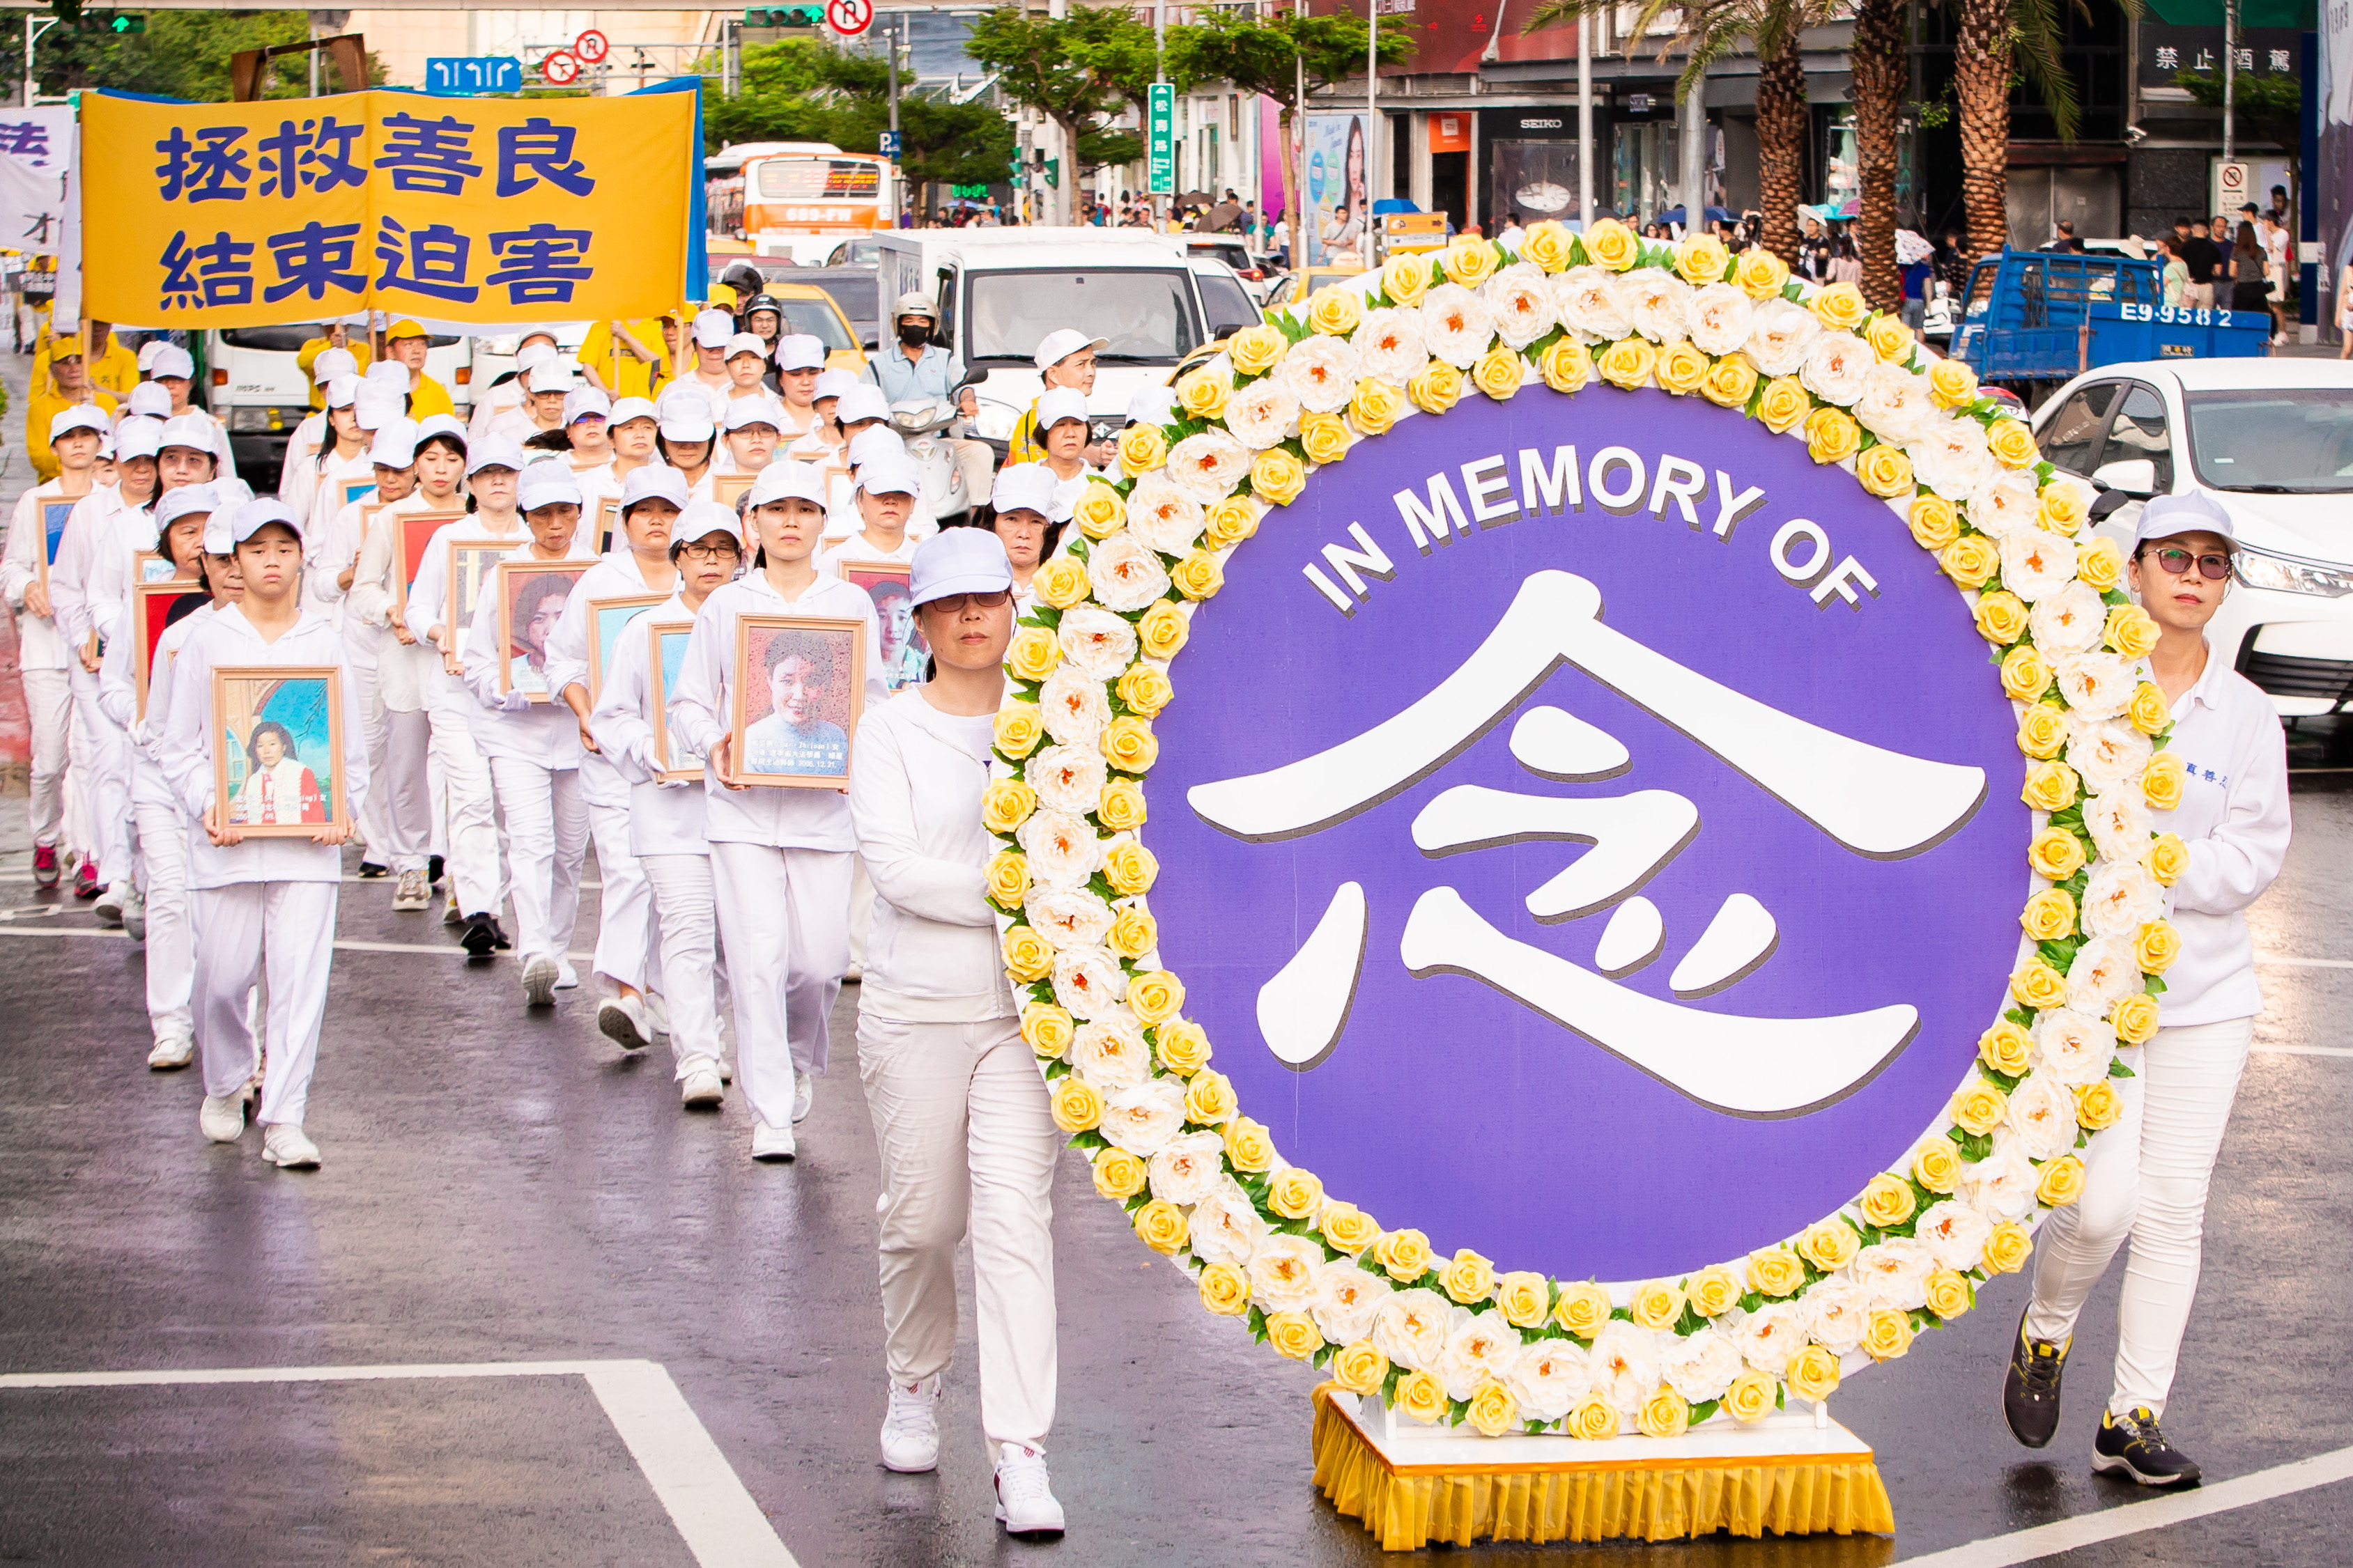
[77,11,146,33]
[742,6,821,27]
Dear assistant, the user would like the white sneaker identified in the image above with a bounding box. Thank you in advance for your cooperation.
[93,880,129,926]
[993,1443,1065,1537]
[392,869,431,911]
[644,993,671,1037]
[261,1123,321,1169]
[199,1094,247,1142]
[679,1064,725,1108]
[750,1120,797,1162]
[719,1057,734,1084]
[522,954,560,1007]
[793,1071,815,1124]
[122,887,146,942]
[555,960,581,991]
[879,1376,941,1473]
[147,1032,194,1071]
[443,894,463,926]
[597,993,650,1050]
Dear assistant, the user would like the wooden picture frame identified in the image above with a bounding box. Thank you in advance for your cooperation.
[711,470,755,513]
[587,591,669,703]
[392,510,467,621]
[134,550,178,585]
[31,495,75,591]
[645,618,700,783]
[495,560,589,699]
[211,665,348,837]
[834,560,927,693]
[592,495,622,556]
[339,475,378,513]
[730,612,865,789]
[134,580,207,720]
[447,542,510,644]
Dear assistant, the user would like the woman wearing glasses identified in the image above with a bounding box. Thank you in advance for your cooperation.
[847,529,1065,1539]
[2003,490,2291,1487]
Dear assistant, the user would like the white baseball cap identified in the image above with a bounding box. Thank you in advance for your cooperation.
[773,334,825,373]
[856,449,920,499]
[747,460,828,509]
[155,484,217,528]
[1125,385,1174,427]
[847,426,905,470]
[990,461,1062,520]
[518,465,585,513]
[323,374,361,410]
[723,397,781,433]
[2135,488,2237,546]
[354,387,405,431]
[311,346,359,385]
[1032,328,1106,371]
[670,499,744,554]
[516,341,560,375]
[125,381,172,420]
[157,413,217,456]
[415,412,468,448]
[909,527,1012,607]
[468,434,527,475]
[369,419,420,469]
[621,465,691,513]
[564,387,612,426]
[526,361,573,394]
[1036,387,1090,431]
[149,343,195,381]
[835,385,890,426]
[113,417,164,461]
[658,405,716,444]
[814,368,859,402]
[693,309,734,349]
[726,332,768,362]
[365,360,410,391]
[608,396,658,428]
[48,404,108,442]
[201,513,236,557]
[229,495,303,544]
[136,340,167,373]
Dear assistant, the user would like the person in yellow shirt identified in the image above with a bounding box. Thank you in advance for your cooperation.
[30,319,139,404]
[383,318,456,419]
[26,335,119,481]
[1005,329,1104,466]
[298,319,374,409]
[580,315,674,401]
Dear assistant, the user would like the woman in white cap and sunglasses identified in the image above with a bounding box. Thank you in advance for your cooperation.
[848,527,1065,1538]
[669,458,883,1161]
[2002,489,2291,1487]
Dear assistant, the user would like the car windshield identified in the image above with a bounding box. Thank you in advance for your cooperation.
[778,299,854,350]
[964,268,1199,364]
[2184,389,2353,492]
[1196,270,1258,330]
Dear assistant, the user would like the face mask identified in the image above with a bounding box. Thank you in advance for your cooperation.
[897,322,930,348]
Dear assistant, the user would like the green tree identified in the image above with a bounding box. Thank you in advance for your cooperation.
[965,5,1162,224]
[9,6,383,100]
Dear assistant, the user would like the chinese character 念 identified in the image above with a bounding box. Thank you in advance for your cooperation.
[159,230,257,309]
[373,111,483,196]
[373,216,479,304]
[261,219,364,303]
[496,116,594,198]
[484,223,592,304]
[155,125,253,203]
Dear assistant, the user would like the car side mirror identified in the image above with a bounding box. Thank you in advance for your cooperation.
[1208,318,1257,339]
[2090,457,2158,498]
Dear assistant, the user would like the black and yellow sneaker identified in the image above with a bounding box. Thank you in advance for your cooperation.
[2002,1312,2070,1448]
[2094,1407,2201,1487]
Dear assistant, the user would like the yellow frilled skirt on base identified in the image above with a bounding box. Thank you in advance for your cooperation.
[1309,1382,1896,1552]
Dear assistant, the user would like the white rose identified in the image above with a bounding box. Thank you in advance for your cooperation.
[1147,1127,1227,1206]
[1998,526,2080,603]
[1123,476,1207,557]
[1614,269,1692,343]
[1588,1320,1662,1415]
[1029,885,1116,950]
[1162,430,1249,504]
[1483,262,1557,350]
[2036,1005,2120,1087]
[1420,282,1497,368]
[1373,1286,1455,1373]
[1035,665,1111,748]
[2003,1071,2081,1162]
[2081,857,2166,938]
[1247,1232,1327,1314]
[2055,651,2137,721]
[1086,532,1173,612]
[1908,419,1997,499]
[1854,362,1934,444]
[1745,297,1822,377]
[1311,1258,1393,1344]
[1049,942,1127,1020]
[1504,1339,1591,1422]
[2029,581,2109,656]
[1802,1279,1871,1355]
[1848,1238,1935,1312]
[1965,469,2048,539]
[1658,1326,1744,1405]
[2081,784,2154,860]
[1218,377,1299,453]
[1097,1074,1184,1154]
[1957,1133,2041,1222]
[1023,743,1109,816]
[2066,716,2156,798]
[1054,603,1140,681]
[2065,934,2143,1016]
[1915,1200,1995,1271]
[1686,281,1755,356]
[1550,265,1629,342]
[1734,1301,1805,1376]
[1070,1009,1150,1086]
[1016,805,1103,890]
[1189,1175,1271,1267]
[1273,333,1359,415]
[1437,1308,1522,1400]
[1799,332,1874,406]
[1352,306,1430,382]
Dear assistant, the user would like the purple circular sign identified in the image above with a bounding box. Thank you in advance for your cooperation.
[1152,386,2026,1282]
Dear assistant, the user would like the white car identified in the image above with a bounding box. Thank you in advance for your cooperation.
[2031,358,2353,717]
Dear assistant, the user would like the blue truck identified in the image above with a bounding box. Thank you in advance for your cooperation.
[1946,248,2271,389]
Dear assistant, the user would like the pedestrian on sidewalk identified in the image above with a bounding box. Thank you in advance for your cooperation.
[1,404,104,887]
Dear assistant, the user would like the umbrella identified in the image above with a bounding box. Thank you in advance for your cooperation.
[1653,205,1734,228]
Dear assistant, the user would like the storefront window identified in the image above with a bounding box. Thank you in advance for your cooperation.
[1491,139,1583,228]
[1612,122,1674,224]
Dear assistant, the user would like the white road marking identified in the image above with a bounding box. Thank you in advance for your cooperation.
[0,1358,796,1568]
[2258,955,2353,970]
[0,926,595,964]
[2253,1045,2353,1059]
[1892,1442,2353,1567]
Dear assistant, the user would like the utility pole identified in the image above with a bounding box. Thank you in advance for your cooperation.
[2223,0,2237,164]
[1367,0,1378,265]
[1155,0,1166,231]
[1577,14,1592,224]
[22,12,58,109]
[1679,70,1706,236]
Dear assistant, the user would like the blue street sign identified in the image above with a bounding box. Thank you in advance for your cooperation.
[878,130,902,157]
[424,56,523,95]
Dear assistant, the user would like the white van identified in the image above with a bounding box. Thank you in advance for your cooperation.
[204,324,472,488]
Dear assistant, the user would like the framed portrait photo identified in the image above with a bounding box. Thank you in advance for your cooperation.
[730,612,865,789]
[447,543,510,641]
[134,580,208,720]
[835,561,927,692]
[339,475,379,513]
[497,561,589,699]
[392,511,467,621]
[592,496,622,557]
[212,666,348,837]
[134,550,179,585]
[645,618,700,783]
[711,471,755,513]
[32,495,74,589]
[587,591,668,702]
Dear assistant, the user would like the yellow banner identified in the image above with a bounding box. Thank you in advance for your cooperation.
[81,88,693,328]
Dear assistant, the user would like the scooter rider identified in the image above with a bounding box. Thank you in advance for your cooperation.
[870,292,992,509]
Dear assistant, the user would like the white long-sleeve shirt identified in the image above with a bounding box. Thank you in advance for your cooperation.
[300,449,378,623]
[348,493,465,714]
[667,570,881,850]
[80,497,162,657]
[99,593,213,811]
[48,484,137,655]
[278,410,327,512]
[544,550,674,811]
[458,543,587,769]
[1,479,88,669]
[587,590,709,857]
[848,688,1017,1023]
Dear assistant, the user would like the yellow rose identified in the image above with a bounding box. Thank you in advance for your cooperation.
[1497,1271,1551,1328]
[2109,991,2160,1046]
[1786,1344,1843,1404]
[1134,1197,1189,1255]
[1225,321,1288,376]
[2019,887,2077,944]
[1674,232,1731,286]
[1630,1278,1685,1330]
[1808,281,1868,332]
[1049,1073,1102,1133]
[1153,1016,1210,1075]
[1093,1145,1147,1200]
[1349,375,1406,436]
[1567,1392,1621,1440]
[1319,1202,1380,1257]
[1380,251,1432,306]
[1908,493,1961,550]
[1407,360,1463,415]
[1022,1000,1075,1059]
[1071,483,1128,541]
[2134,919,2182,974]
[1735,246,1790,300]
[1097,778,1148,834]
[1249,447,1306,506]
[1797,1220,1861,1273]
[1924,1268,1973,1320]
[1002,924,1053,984]
[1988,419,2040,469]
[1106,899,1155,958]
[1702,353,1759,409]
[2016,702,2067,760]
[1952,1080,2008,1135]
[1473,343,1526,401]
[1553,1280,1614,1337]
[1375,1227,1435,1284]
[1126,968,1184,1025]
[1865,312,1916,363]
[1805,407,1861,465]
[1268,1166,1323,1221]
[1638,1385,1692,1440]
[2142,750,2186,812]
[2143,832,2189,886]
[1856,442,1915,498]
[1687,1266,1741,1319]
[1980,1016,2036,1076]
[2009,957,2071,1012]
[1581,217,1639,272]
[1722,1370,1778,1424]
[1442,1248,1498,1305]
[1906,1145,1953,1200]
[2075,1078,2125,1130]
[1928,357,1980,410]
[2022,760,2081,814]
[993,701,1045,762]
[1332,1339,1391,1397]
[1974,589,2030,646]
[1101,713,1162,773]
[2104,603,2159,660]
[1203,495,1261,550]
[1944,532,2001,590]
[1442,233,1498,286]
[1197,1261,1251,1317]
[1299,410,1353,466]
[2126,681,2172,738]
[1982,1220,2034,1275]
[1033,555,1091,610]
[1467,1379,1522,1438]
[1745,1247,1805,1298]
[2035,1153,2087,1208]
[1308,284,1362,337]
[1757,375,1812,434]
[981,778,1038,837]
[1598,336,1658,391]
[1520,219,1573,272]
[1864,1307,1915,1363]
[1169,550,1224,603]
[1102,839,1158,897]
[1860,1172,1918,1229]
[1182,1069,1236,1128]
[985,849,1030,911]
[1656,341,1711,396]
[1176,366,1231,421]
[1396,1368,1451,1425]
[1116,663,1174,718]
[2077,535,2124,591]
[1005,625,1061,683]
[1223,1115,1274,1172]
[2001,642,2053,702]
[1118,421,1168,478]
[1539,337,1593,394]
[2038,480,2090,534]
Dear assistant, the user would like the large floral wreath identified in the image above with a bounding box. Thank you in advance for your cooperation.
[980,219,2186,1441]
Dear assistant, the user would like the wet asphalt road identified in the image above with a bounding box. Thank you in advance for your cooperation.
[0,734,2348,1567]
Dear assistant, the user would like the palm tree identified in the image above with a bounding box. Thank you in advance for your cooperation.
[1850,0,1906,311]
[1943,0,2138,261]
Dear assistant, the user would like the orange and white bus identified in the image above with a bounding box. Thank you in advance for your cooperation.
[706,142,899,242]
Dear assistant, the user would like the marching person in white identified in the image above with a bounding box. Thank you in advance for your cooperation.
[468,336,561,445]
[849,529,1065,1537]
[2,405,106,889]
[676,309,738,422]
[771,336,827,442]
[157,497,369,1171]
[2004,490,2292,1487]
[725,334,785,423]
[819,449,923,577]
[324,418,419,885]
[669,459,881,1161]
[716,398,781,478]
[787,367,857,464]
[654,401,718,504]
[463,464,591,1006]
[986,463,1070,619]
[304,381,405,623]
[545,464,684,1049]
[1032,387,1100,520]
[561,387,614,481]
[146,343,235,468]
[277,346,359,508]
[587,396,662,501]
[589,504,744,1104]
[294,372,372,565]
[490,360,572,448]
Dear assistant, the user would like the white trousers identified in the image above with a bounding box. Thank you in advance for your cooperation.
[2025,1016,2255,1419]
[642,852,723,1076]
[487,755,587,962]
[21,665,69,849]
[68,666,126,877]
[709,841,850,1130]
[858,1012,1060,1449]
[352,656,392,864]
[377,706,433,874]
[130,798,194,1043]
[849,855,874,970]
[192,880,339,1128]
[426,681,500,917]
[587,798,654,991]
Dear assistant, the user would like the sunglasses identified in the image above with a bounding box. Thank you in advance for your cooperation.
[922,589,1012,614]
[2140,545,2232,582]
